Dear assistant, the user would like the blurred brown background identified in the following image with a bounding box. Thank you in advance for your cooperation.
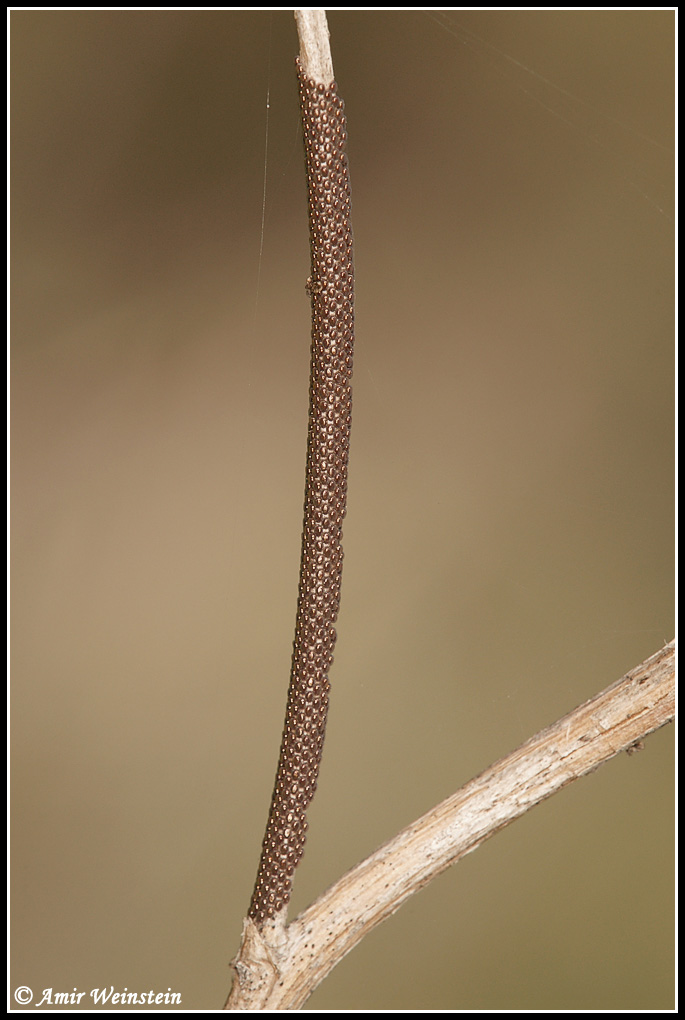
[10,9,674,1011]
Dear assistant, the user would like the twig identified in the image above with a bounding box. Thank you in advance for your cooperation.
[246,10,355,931]
[293,10,334,85]
[225,640,674,1009]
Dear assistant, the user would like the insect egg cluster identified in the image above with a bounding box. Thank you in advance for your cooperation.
[248,62,355,927]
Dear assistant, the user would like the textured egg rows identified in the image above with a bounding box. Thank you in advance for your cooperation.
[248,62,355,927]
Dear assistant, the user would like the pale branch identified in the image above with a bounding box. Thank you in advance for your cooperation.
[294,9,334,85]
[225,640,674,1009]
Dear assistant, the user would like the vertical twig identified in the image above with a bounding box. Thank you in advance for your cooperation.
[246,10,354,931]
[293,10,334,85]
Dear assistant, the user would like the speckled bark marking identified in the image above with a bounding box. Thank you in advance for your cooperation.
[248,61,354,927]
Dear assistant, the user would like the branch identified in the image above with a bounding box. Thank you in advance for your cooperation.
[225,640,674,1009]
[244,8,354,931]
[294,10,334,84]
